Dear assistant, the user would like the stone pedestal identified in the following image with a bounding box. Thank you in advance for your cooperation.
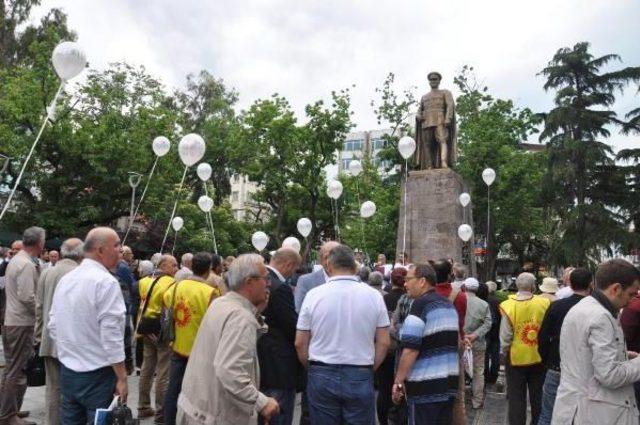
[396,168,475,274]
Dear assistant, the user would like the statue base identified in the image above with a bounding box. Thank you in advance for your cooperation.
[396,168,475,274]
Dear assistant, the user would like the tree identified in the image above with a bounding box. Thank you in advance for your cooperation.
[539,42,640,266]
[454,65,545,279]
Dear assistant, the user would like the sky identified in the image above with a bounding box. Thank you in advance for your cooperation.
[34,0,640,152]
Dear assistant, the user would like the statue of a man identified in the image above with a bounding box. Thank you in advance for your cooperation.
[415,72,457,169]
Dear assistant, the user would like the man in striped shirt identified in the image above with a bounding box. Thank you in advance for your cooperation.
[393,263,460,425]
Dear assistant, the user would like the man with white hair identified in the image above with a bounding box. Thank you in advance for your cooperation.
[48,227,128,423]
[177,253,280,424]
[35,237,83,425]
[555,266,575,300]
[499,272,550,425]
[0,227,45,425]
[174,253,193,283]
[294,241,340,312]
[462,277,492,409]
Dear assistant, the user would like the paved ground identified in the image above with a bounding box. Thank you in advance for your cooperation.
[3,343,514,424]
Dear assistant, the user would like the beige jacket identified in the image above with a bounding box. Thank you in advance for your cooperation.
[4,250,40,326]
[177,291,269,425]
[35,258,79,357]
[552,295,640,425]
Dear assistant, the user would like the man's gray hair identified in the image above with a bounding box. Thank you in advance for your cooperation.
[60,238,84,261]
[150,252,162,266]
[369,271,384,287]
[327,244,357,272]
[452,263,467,280]
[516,272,537,292]
[181,252,193,266]
[23,226,45,247]
[138,260,154,277]
[227,253,265,291]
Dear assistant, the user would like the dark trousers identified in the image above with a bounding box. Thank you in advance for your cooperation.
[258,388,296,425]
[307,363,375,425]
[164,354,188,425]
[407,399,454,425]
[376,353,395,425]
[60,364,116,425]
[505,363,545,425]
[0,325,34,421]
[124,315,133,372]
[484,336,500,384]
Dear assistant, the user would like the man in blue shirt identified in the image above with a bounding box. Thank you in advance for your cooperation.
[393,263,459,425]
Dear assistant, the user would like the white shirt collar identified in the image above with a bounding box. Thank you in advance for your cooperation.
[266,265,286,283]
[82,258,110,273]
[327,275,359,283]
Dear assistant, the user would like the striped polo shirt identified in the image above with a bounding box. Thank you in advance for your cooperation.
[400,289,460,402]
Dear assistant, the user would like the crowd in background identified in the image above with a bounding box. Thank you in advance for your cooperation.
[1,227,640,425]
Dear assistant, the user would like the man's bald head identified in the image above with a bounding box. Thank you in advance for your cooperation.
[60,238,83,262]
[159,254,179,277]
[83,227,121,270]
[270,248,302,279]
[319,241,340,270]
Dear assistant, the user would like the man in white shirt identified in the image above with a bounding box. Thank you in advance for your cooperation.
[295,244,390,425]
[48,227,128,424]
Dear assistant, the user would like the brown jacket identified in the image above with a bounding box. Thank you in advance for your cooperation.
[177,291,269,425]
[4,250,39,326]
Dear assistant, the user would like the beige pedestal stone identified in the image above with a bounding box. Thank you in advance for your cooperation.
[396,168,475,274]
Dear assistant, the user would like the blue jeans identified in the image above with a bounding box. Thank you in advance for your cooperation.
[537,369,560,425]
[164,354,189,425]
[258,388,296,425]
[307,363,375,425]
[407,398,454,425]
[60,364,116,425]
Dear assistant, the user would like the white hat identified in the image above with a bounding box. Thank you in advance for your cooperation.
[540,277,559,294]
[464,277,479,291]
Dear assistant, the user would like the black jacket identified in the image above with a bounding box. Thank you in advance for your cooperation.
[537,294,585,370]
[257,268,301,390]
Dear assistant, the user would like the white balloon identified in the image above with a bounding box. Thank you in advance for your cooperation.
[252,231,269,251]
[152,136,171,157]
[482,168,496,186]
[459,192,471,207]
[348,160,363,176]
[398,136,417,159]
[360,201,377,218]
[197,195,213,212]
[196,163,212,181]
[297,218,312,238]
[458,224,473,242]
[52,41,87,81]
[178,134,206,166]
[327,180,343,200]
[172,216,184,232]
[282,236,301,253]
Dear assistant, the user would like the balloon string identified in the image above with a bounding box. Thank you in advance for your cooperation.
[204,184,218,254]
[160,165,188,253]
[122,156,159,245]
[402,159,408,266]
[355,179,366,259]
[171,230,179,256]
[0,81,64,222]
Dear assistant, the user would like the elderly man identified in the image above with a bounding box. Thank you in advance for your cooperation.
[48,227,128,424]
[137,254,178,422]
[499,272,550,425]
[35,238,83,425]
[294,241,340,313]
[115,246,137,375]
[0,240,23,336]
[258,248,302,425]
[555,266,575,300]
[0,227,45,425]
[462,277,492,409]
[174,253,193,283]
[295,245,390,424]
[553,260,640,424]
[177,254,280,424]
[42,250,59,271]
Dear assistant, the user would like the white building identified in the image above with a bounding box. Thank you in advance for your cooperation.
[229,174,259,221]
[337,129,396,176]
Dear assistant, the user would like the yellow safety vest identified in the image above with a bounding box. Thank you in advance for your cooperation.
[163,279,219,357]
[140,275,175,319]
[500,295,550,366]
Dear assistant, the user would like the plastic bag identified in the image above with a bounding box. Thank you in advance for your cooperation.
[462,347,473,377]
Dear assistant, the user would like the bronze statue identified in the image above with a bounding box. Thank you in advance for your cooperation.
[415,72,457,169]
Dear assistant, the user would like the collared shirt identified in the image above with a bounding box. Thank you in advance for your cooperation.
[592,289,618,318]
[48,258,126,372]
[4,250,40,326]
[266,265,285,283]
[297,275,390,365]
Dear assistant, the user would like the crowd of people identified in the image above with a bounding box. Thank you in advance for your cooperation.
[1,226,640,425]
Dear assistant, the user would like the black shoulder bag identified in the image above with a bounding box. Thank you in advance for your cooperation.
[135,275,163,336]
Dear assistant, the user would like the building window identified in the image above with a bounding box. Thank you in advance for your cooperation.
[343,139,363,151]
[232,191,239,202]
[342,159,352,170]
[372,138,386,150]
